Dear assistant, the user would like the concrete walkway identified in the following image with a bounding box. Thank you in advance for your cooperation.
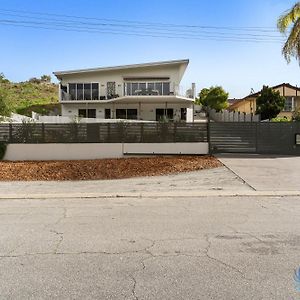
[1,159,300,198]
[218,154,300,191]
[0,167,253,198]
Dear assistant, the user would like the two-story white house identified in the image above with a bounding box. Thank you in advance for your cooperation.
[53,59,195,122]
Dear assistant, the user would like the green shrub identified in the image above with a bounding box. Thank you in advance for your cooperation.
[293,108,300,121]
[0,142,7,160]
[271,116,292,122]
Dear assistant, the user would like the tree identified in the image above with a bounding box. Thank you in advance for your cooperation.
[40,75,51,83]
[28,77,41,84]
[292,107,300,121]
[0,73,9,84]
[256,86,285,120]
[195,86,228,112]
[0,91,9,117]
[277,2,300,63]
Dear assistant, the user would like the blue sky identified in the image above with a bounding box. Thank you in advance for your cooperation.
[0,0,298,98]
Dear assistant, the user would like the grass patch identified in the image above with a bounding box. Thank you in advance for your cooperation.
[0,81,58,116]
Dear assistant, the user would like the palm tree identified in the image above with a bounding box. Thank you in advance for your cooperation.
[278,2,300,63]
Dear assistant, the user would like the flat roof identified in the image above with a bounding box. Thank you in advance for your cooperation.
[54,59,189,77]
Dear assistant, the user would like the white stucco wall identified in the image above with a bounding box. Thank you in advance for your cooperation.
[59,64,186,97]
[4,143,209,161]
[61,103,192,122]
[123,143,209,155]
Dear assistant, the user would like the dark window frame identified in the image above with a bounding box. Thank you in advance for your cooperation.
[78,109,96,118]
[105,109,111,119]
[68,83,99,100]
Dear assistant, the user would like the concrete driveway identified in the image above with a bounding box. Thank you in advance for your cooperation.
[0,195,300,299]
[218,154,300,191]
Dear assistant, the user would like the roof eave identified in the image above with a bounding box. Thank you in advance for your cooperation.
[53,59,189,77]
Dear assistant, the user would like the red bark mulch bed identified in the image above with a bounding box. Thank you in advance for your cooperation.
[0,155,221,181]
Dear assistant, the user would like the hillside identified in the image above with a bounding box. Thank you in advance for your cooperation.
[0,79,60,116]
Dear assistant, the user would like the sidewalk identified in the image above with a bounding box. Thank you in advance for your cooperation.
[0,166,250,198]
[1,165,300,199]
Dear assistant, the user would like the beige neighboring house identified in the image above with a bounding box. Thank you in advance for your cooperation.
[228,83,300,118]
[53,59,196,122]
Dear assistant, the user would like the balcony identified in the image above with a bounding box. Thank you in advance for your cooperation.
[60,82,195,102]
[124,82,194,98]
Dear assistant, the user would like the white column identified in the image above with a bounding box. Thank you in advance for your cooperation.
[58,83,62,102]
[192,83,196,99]
[138,102,141,120]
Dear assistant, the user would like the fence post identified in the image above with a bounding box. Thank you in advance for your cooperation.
[98,123,101,143]
[41,123,45,143]
[173,123,177,143]
[140,123,144,143]
[107,123,111,142]
[25,123,29,143]
[121,123,125,143]
[244,112,246,122]
[9,123,13,143]
[238,112,240,122]
[255,122,258,153]
[207,113,211,154]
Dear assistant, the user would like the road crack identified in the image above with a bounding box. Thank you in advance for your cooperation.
[204,234,249,280]
[129,274,138,300]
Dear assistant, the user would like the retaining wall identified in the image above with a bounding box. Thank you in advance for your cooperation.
[3,143,209,161]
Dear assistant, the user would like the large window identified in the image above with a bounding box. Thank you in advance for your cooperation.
[69,83,99,100]
[69,84,76,100]
[116,109,127,119]
[116,109,138,120]
[77,84,84,100]
[78,109,96,118]
[181,108,187,121]
[125,82,170,96]
[105,109,111,119]
[156,109,174,121]
[92,83,99,100]
[284,97,294,112]
[127,109,138,120]
[84,84,91,100]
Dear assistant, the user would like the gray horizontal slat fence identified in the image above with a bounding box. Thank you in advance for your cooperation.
[0,122,208,144]
[210,122,257,153]
[3,121,300,155]
[210,122,300,155]
[256,122,300,155]
[0,124,9,142]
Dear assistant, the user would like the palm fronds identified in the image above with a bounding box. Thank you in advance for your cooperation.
[278,2,300,63]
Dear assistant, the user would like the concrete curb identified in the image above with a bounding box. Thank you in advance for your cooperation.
[1,190,300,199]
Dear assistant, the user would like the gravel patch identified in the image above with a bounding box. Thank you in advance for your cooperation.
[0,155,221,181]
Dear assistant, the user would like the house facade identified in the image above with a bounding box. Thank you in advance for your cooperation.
[53,59,195,122]
[228,83,300,118]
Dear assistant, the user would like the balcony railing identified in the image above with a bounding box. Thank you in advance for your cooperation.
[61,90,120,101]
[60,82,195,101]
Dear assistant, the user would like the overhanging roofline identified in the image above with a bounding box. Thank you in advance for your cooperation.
[53,59,189,78]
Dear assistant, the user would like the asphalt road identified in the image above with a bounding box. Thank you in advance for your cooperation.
[0,195,300,299]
